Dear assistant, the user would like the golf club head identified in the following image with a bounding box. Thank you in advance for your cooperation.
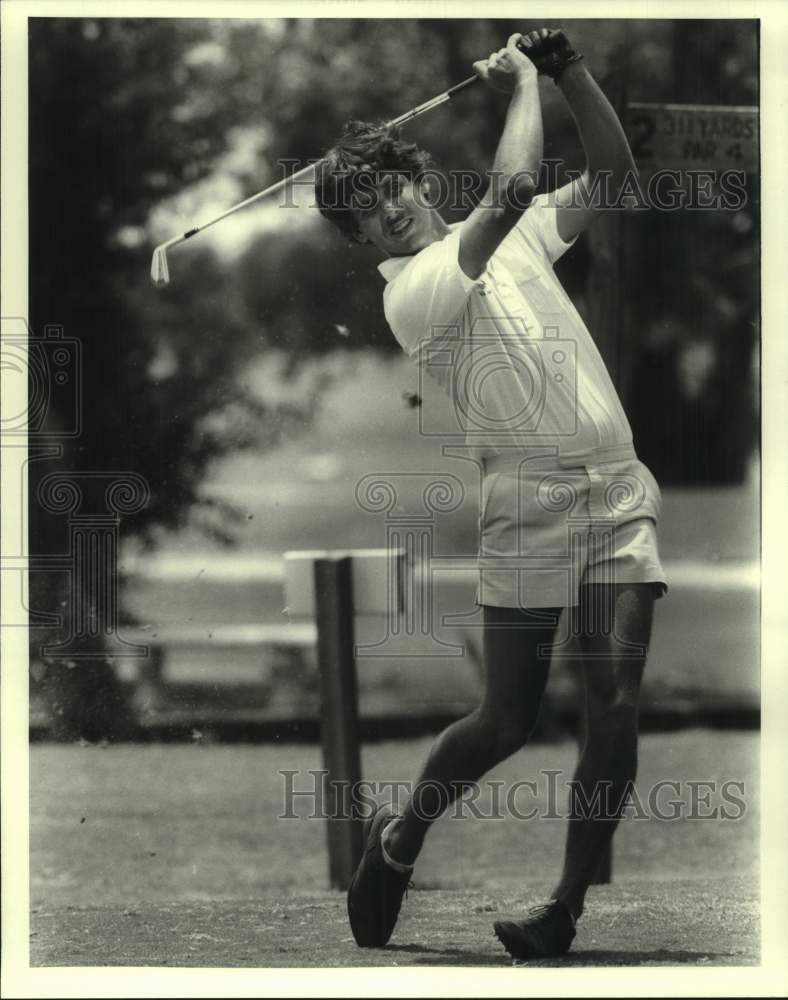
[151,245,170,287]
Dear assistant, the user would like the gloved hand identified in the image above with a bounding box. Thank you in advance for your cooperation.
[518,28,584,83]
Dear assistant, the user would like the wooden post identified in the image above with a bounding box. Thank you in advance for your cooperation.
[313,555,364,891]
[284,547,404,890]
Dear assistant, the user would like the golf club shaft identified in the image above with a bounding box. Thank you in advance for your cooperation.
[158,160,316,253]
[386,74,478,128]
[172,76,478,245]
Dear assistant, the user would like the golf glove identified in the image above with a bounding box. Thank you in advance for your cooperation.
[518,29,584,83]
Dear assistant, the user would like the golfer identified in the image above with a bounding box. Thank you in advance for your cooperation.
[315,28,667,960]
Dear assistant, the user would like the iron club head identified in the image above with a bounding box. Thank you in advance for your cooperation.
[151,245,170,287]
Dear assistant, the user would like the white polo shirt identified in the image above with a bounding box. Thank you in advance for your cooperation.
[377,193,634,463]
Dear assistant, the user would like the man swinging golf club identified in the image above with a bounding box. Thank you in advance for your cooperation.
[315,28,668,961]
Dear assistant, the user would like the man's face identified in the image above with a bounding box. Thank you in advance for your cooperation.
[351,174,436,257]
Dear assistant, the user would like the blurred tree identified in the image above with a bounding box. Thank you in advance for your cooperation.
[29,19,288,546]
[26,18,327,735]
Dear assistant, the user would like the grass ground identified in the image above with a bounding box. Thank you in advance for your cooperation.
[30,730,758,967]
[30,880,757,968]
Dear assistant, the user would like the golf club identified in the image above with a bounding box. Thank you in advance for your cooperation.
[150,34,557,287]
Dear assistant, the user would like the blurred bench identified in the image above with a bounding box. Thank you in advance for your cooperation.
[119,622,317,688]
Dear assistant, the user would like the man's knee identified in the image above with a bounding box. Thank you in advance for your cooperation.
[474,707,535,760]
[587,695,639,745]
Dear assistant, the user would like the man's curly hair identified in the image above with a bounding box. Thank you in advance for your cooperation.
[315,120,434,237]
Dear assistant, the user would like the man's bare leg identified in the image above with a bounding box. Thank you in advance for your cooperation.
[551,582,656,920]
[384,604,561,866]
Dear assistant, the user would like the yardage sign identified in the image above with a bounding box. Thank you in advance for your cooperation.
[626,103,759,176]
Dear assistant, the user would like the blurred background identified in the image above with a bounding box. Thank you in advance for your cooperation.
[26,17,759,741]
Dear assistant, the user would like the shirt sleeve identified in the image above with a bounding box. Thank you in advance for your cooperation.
[382,227,481,358]
[515,192,578,265]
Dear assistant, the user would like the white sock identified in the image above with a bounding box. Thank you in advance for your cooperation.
[380,818,413,874]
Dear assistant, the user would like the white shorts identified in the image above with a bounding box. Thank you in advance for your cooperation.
[476,449,668,609]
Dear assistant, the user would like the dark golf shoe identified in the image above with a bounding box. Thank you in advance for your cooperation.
[347,803,413,948]
[494,900,576,960]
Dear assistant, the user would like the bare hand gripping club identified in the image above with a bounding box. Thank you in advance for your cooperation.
[150,32,568,287]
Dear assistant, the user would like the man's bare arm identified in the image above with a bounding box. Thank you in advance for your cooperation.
[552,60,638,242]
[458,34,543,280]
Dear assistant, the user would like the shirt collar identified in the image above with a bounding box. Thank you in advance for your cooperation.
[377,255,411,283]
[376,223,462,283]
